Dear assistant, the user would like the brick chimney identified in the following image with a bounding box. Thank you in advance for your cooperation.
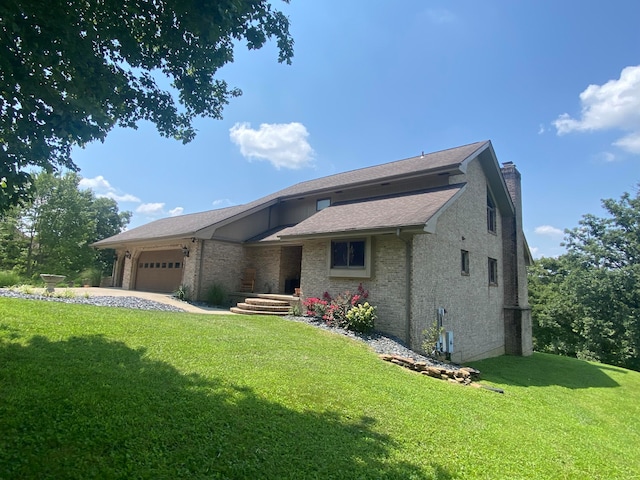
[500,161,533,356]
[501,162,521,212]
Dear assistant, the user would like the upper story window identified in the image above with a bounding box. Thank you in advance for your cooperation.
[316,198,331,211]
[488,257,498,285]
[487,191,497,233]
[461,250,470,275]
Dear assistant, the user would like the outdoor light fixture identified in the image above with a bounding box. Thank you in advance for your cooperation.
[124,250,132,259]
[182,246,190,257]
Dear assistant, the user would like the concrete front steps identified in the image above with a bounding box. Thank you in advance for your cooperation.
[230,294,300,316]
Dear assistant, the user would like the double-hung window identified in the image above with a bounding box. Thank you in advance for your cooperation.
[329,238,371,278]
[331,239,365,268]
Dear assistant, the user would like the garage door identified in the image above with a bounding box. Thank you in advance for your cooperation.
[135,250,184,293]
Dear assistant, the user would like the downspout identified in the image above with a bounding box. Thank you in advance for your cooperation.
[397,228,412,346]
[197,239,205,300]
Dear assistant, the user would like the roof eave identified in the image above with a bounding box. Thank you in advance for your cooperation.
[277,165,465,203]
[279,225,426,241]
[91,233,196,249]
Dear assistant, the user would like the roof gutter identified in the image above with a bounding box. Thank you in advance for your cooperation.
[278,226,425,242]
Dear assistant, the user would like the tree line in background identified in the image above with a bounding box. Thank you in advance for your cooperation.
[529,184,640,371]
[0,172,130,285]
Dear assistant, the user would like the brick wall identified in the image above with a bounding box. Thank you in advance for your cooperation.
[411,159,506,363]
[244,245,281,294]
[300,236,409,342]
[194,240,244,300]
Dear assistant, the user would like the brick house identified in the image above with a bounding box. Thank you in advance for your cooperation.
[93,140,533,362]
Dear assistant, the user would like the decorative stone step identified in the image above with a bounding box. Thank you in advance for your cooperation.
[235,302,291,313]
[244,298,290,307]
[230,307,291,316]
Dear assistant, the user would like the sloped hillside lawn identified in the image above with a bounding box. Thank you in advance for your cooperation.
[1,298,638,479]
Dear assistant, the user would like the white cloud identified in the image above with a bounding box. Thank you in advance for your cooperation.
[102,192,141,202]
[79,175,141,203]
[553,65,640,154]
[534,225,564,237]
[135,203,184,218]
[79,175,111,190]
[613,131,640,154]
[136,203,165,215]
[538,124,545,135]
[229,122,315,170]
[212,199,235,208]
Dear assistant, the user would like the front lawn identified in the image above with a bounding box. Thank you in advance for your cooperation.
[1,297,638,479]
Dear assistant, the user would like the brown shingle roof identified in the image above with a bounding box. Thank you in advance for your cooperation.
[278,185,466,238]
[92,204,248,246]
[93,141,489,247]
[262,140,487,200]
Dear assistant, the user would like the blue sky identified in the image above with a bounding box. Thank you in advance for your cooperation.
[73,0,640,258]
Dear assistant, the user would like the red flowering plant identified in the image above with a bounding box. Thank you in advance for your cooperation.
[301,297,328,318]
[303,284,373,332]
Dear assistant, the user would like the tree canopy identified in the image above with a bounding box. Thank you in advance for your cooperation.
[0,0,293,210]
[529,185,640,371]
[0,171,131,281]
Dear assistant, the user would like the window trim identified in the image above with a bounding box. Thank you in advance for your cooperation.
[328,237,371,278]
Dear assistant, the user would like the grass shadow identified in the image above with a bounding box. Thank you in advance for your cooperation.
[0,332,452,479]
[470,352,621,389]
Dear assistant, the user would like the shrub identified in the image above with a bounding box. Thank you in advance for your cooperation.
[289,302,302,316]
[304,284,376,332]
[205,283,227,306]
[0,270,21,287]
[79,268,102,287]
[422,321,444,356]
[320,283,370,329]
[302,297,327,318]
[345,302,376,333]
[173,284,191,302]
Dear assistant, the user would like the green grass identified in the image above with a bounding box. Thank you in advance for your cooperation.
[1,298,639,479]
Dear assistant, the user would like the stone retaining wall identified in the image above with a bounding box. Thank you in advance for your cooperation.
[379,354,481,386]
